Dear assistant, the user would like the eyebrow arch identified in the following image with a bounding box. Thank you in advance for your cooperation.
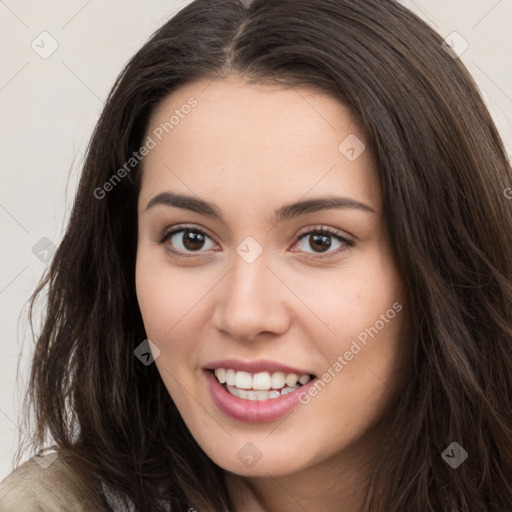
[144,191,376,222]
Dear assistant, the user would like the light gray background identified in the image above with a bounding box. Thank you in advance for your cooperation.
[1,0,511,481]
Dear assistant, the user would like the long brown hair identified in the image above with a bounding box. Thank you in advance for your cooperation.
[17,0,512,510]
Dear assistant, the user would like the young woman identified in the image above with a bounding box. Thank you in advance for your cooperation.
[1,0,511,510]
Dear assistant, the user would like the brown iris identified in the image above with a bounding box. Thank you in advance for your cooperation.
[182,230,206,251]
[308,233,332,252]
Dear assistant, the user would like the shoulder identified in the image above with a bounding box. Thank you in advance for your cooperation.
[0,449,109,512]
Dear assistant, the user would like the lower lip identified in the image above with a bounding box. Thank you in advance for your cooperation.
[204,370,317,424]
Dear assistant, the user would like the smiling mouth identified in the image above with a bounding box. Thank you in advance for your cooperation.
[209,368,315,401]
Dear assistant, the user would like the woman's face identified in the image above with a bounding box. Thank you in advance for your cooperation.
[135,77,409,480]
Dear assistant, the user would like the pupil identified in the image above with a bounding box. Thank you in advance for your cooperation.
[183,231,205,250]
[310,234,331,252]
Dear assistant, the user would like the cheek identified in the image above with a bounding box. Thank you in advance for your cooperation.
[135,254,199,397]
[135,248,206,341]
[300,258,407,417]
[302,268,406,447]
[135,256,174,340]
[135,248,220,388]
[297,257,402,352]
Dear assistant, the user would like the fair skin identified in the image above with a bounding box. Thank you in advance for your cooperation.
[135,76,409,512]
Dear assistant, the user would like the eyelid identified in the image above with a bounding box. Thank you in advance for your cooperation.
[296,224,352,241]
[158,223,215,244]
[291,225,354,259]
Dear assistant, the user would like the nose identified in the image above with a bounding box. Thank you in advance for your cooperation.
[211,250,291,342]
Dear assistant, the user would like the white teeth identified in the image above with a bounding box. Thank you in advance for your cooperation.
[285,373,298,387]
[213,368,312,399]
[256,390,273,400]
[270,372,286,389]
[214,368,226,384]
[298,374,311,385]
[252,372,271,390]
[235,371,252,389]
[281,385,299,395]
[225,369,236,386]
[226,384,301,400]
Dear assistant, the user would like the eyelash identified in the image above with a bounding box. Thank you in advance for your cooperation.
[158,224,354,260]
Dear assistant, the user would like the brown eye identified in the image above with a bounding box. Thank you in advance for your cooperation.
[160,227,216,255]
[294,227,353,257]
[181,230,207,251]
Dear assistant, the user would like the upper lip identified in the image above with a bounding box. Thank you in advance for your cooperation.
[204,358,315,376]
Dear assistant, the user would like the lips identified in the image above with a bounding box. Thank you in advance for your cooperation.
[202,359,317,423]
[204,358,314,375]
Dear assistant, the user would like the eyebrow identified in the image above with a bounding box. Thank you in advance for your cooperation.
[145,190,376,222]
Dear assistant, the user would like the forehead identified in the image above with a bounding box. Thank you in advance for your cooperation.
[138,77,380,215]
